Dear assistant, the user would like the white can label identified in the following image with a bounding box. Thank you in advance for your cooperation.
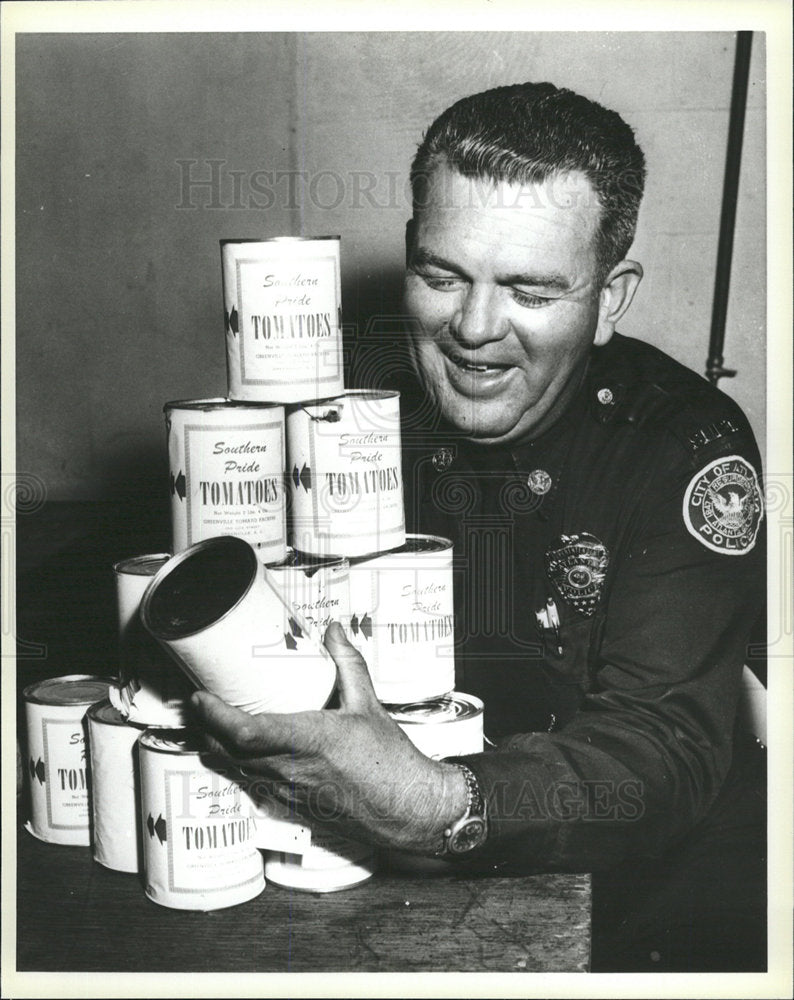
[42,718,89,829]
[223,240,344,402]
[157,770,259,894]
[266,561,350,649]
[347,540,455,702]
[168,408,286,560]
[288,395,406,557]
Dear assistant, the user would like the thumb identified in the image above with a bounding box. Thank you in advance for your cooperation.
[324,620,381,712]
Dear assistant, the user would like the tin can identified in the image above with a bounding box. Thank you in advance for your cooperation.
[165,397,287,563]
[265,550,350,650]
[221,237,344,404]
[287,390,405,558]
[138,730,265,910]
[140,536,337,714]
[23,675,113,845]
[347,534,455,703]
[238,775,312,853]
[86,700,144,873]
[386,693,484,760]
[110,553,193,728]
[263,828,377,893]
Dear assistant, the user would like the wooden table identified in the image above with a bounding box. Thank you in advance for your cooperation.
[11,501,591,975]
[15,823,590,973]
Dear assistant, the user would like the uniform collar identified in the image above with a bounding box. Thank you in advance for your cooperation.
[409,335,632,470]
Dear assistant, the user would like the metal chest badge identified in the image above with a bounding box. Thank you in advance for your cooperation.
[545,533,609,617]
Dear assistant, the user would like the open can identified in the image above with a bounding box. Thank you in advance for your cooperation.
[139,536,337,715]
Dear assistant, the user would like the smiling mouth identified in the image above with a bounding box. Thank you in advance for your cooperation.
[449,354,512,374]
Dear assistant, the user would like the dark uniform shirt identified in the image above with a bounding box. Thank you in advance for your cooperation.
[401,333,765,873]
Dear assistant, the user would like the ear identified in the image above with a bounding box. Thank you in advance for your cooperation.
[593,260,643,347]
[405,218,416,267]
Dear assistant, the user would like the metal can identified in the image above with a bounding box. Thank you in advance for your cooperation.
[263,828,377,893]
[238,775,312,854]
[265,550,350,649]
[110,553,193,728]
[165,397,287,563]
[139,536,337,715]
[23,675,113,845]
[386,693,484,760]
[347,534,455,704]
[221,236,344,404]
[138,730,265,910]
[287,390,405,558]
[86,700,144,873]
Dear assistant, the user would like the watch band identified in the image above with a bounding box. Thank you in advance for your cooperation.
[436,761,488,857]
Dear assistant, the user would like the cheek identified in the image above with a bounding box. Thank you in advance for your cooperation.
[404,279,452,331]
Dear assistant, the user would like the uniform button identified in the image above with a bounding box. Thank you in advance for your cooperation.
[597,387,614,405]
[432,447,454,472]
[527,469,552,495]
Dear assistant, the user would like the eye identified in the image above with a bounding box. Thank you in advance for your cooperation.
[510,288,552,309]
[417,273,466,292]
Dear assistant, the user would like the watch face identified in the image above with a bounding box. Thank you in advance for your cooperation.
[448,816,487,855]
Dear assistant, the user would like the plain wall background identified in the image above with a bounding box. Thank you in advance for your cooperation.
[15,31,766,500]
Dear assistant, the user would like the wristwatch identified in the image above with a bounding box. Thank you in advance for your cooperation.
[436,761,488,856]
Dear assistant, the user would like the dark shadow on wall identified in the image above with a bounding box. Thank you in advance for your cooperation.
[342,266,430,430]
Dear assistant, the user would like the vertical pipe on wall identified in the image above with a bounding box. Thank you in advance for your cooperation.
[706,31,753,385]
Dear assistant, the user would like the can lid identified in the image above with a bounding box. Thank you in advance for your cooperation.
[349,533,452,566]
[23,675,114,707]
[219,235,340,246]
[386,693,483,725]
[163,397,283,414]
[140,536,258,641]
[291,389,400,416]
[267,551,348,576]
[138,729,203,754]
[113,553,171,576]
[87,698,140,727]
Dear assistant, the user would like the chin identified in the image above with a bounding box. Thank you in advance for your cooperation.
[440,404,521,442]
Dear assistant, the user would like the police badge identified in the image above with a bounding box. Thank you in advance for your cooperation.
[545,533,609,617]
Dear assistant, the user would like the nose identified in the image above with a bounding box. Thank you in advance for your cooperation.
[449,283,507,348]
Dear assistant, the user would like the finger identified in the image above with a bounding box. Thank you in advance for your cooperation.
[323,620,382,712]
[190,690,314,757]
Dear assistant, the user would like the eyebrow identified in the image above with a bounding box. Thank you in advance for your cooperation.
[409,247,573,292]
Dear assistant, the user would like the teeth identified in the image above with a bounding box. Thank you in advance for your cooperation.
[457,359,497,373]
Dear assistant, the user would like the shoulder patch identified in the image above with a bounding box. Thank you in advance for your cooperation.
[683,455,763,555]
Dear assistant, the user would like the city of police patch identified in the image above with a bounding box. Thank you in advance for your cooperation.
[683,455,763,555]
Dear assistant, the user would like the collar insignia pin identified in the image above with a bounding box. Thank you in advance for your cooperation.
[527,469,553,495]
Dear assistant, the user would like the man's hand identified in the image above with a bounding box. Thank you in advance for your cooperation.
[189,621,467,854]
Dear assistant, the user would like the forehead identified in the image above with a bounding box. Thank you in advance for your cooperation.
[413,165,602,276]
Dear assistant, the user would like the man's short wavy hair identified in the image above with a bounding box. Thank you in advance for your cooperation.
[410,82,646,282]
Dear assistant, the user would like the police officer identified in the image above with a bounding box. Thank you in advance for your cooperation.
[192,83,766,971]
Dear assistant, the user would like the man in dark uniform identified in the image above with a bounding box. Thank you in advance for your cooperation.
[192,83,766,971]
